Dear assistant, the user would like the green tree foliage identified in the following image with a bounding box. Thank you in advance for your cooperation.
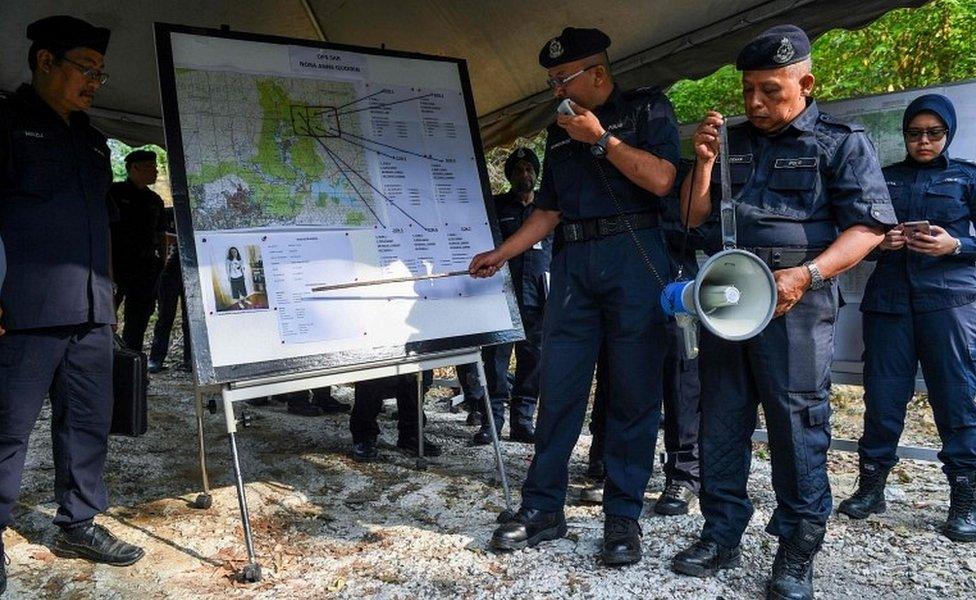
[669,0,976,123]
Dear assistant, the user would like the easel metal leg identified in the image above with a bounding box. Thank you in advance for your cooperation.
[192,389,213,509]
[416,372,426,470]
[475,357,514,520]
[223,389,262,583]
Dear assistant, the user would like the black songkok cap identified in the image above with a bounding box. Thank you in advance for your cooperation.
[504,147,541,180]
[538,27,611,69]
[735,24,810,71]
[125,149,157,165]
[26,15,111,56]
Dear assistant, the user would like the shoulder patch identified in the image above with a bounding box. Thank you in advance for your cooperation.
[817,112,864,132]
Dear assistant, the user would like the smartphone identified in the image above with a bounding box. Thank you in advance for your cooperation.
[901,220,931,238]
[557,98,575,117]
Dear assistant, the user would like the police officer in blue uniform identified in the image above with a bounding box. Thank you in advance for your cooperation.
[839,94,976,542]
[670,26,895,600]
[349,372,440,462]
[582,158,704,515]
[472,147,551,446]
[111,149,166,353]
[0,16,146,588]
[148,206,192,372]
[470,27,680,566]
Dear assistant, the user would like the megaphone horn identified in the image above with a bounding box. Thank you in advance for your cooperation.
[661,249,777,359]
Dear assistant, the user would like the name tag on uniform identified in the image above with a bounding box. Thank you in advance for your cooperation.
[532,241,544,250]
[728,154,752,164]
[774,157,818,169]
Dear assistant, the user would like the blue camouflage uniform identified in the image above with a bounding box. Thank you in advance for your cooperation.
[0,83,117,530]
[522,84,680,520]
[859,95,976,478]
[697,100,896,547]
[479,187,552,433]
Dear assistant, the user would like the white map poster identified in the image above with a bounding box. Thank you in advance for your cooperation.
[156,26,520,383]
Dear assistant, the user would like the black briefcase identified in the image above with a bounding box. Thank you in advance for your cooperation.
[111,336,149,437]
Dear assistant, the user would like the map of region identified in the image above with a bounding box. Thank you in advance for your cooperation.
[175,69,382,230]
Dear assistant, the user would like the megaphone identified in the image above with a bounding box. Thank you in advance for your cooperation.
[660,249,777,359]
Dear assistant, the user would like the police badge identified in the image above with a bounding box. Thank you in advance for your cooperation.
[548,38,563,59]
[773,36,795,64]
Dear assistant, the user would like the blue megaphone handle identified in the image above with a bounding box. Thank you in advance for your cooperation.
[660,280,692,317]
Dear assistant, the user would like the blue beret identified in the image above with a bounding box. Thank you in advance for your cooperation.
[736,25,810,71]
[27,15,110,56]
[539,27,611,69]
[504,147,540,180]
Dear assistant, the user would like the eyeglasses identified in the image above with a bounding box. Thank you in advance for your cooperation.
[61,57,110,85]
[546,65,598,89]
[904,127,947,142]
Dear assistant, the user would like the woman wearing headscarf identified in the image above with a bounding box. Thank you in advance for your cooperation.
[838,94,976,542]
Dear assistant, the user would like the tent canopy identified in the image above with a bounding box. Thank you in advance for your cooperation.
[0,0,927,148]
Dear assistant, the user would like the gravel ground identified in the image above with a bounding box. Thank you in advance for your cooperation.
[3,370,976,599]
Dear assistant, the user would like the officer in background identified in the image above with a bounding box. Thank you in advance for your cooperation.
[110,148,166,353]
[583,158,704,515]
[147,206,191,372]
[671,26,895,600]
[350,373,440,462]
[471,27,680,566]
[839,94,976,542]
[0,16,146,588]
[472,146,551,446]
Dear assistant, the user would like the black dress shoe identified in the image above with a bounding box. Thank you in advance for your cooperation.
[396,435,443,457]
[311,391,351,414]
[672,538,741,577]
[601,515,642,566]
[490,507,567,551]
[472,427,493,446]
[352,439,379,462]
[654,481,698,516]
[52,523,145,566]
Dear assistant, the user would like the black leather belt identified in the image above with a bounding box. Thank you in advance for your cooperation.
[743,247,825,270]
[561,212,658,243]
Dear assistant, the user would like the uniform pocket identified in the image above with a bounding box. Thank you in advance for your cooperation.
[763,164,819,218]
[792,390,832,498]
[925,181,970,223]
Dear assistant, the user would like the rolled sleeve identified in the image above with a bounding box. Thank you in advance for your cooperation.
[828,132,896,230]
[637,94,681,170]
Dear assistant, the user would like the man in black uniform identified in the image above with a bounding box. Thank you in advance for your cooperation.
[472,147,551,446]
[670,26,895,600]
[0,16,146,590]
[110,148,166,353]
[350,373,441,462]
[147,206,191,373]
[471,27,679,566]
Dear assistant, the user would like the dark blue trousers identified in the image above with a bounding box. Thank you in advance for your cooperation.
[0,323,113,529]
[521,229,667,520]
[699,284,837,547]
[149,259,191,366]
[479,305,543,431]
[860,302,976,476]
[590,319,701,489]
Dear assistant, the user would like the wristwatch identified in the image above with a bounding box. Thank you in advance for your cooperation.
[952,237,963,255]
[804,261,826,290]
[591,130,614,158]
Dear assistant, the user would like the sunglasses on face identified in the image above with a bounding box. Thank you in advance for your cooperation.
[903,127,947,142]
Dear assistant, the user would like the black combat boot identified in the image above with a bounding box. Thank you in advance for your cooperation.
[766,520,825,600]
[943,471,976,542]
[654,480,698,516]
[837,461,890,519]
[601,515,642,566]
[672,538,741,577]
[490,507,567,551]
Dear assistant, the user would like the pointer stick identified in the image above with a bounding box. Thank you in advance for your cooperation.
[309,270,472,292]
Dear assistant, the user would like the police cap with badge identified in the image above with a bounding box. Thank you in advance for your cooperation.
[26,15,111,60]
[539,27,611,68]
[735,24,810,71]
[504,147,541,181]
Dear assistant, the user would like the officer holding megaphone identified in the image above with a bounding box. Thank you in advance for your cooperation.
[667,25,897,600]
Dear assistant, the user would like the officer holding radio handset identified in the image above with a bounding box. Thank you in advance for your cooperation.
[469,26,680,566]
[840,94,976,543]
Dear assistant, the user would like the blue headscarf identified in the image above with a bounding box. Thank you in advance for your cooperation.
[903,93,956,153]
